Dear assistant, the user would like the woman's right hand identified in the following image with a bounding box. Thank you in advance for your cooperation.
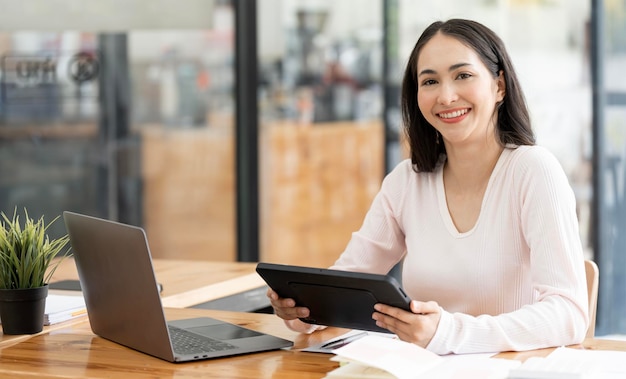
[266,288,325,334]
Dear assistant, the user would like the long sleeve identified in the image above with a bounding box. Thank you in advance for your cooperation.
[331,146,588,355]
[330,160,412,274]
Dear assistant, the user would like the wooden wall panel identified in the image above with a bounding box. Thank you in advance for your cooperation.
[260,120,384,267]
[140,120,384,266]
[141,127,235,261]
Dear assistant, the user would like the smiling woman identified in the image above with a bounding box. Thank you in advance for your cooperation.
[415,32,506,233]
[402,19,534,173]
[267,18,589,356]
[416,34,504,141]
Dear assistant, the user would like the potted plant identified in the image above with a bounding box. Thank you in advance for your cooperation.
[0,208,71,335]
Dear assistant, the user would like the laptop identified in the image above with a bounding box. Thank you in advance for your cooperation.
[62,211,293,363]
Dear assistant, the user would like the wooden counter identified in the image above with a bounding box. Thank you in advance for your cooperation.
[50,257,263,306]
[0,259,267,349]
[260,120,384,267]
[140,120,384,267]
[1,306,625,378]
[141,127,236,261]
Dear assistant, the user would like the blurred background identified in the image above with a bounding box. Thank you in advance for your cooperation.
[0,0,624,336]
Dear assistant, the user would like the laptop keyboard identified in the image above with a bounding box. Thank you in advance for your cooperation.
[168,325,237,355]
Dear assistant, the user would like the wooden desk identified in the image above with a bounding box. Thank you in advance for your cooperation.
[0,308,335,378]
[50,257,266,308]
[0,307,625,379]
[0,259,267,348]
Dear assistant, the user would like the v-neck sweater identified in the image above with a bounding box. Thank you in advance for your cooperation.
[330,145,588,354]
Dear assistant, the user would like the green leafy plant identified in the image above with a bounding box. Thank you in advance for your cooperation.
[0,209,71,289]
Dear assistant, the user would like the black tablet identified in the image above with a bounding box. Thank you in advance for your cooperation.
[255,262,411,333]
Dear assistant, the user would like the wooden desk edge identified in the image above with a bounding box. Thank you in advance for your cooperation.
[161,273,266,308]
[2,309,626,379]
[0,315,89,349]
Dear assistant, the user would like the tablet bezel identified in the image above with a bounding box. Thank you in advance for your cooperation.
[255,262,411,333]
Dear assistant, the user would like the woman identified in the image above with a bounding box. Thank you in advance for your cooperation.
[267,18,588,355]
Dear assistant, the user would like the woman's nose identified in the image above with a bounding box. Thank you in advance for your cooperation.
[437,82,458,105]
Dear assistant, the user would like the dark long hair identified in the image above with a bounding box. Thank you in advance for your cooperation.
[401,19,535,172]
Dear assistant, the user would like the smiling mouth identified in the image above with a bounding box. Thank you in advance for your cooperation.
[438,109,469,119]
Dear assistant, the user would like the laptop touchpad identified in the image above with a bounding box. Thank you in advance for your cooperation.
[188,324,263,340]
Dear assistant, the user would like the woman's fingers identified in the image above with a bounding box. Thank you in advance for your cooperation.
[372,301,441,347]
[266,288,309,320]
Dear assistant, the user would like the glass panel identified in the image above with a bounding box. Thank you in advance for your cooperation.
[0,1,236,261]
[0,31,101,240]
[258,0,385,267]
[122,3,236,261]
[597,0,626,335]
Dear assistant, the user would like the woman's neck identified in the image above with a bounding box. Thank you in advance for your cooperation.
[443,139,504,191]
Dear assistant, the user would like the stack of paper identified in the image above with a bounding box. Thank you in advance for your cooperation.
[323,335,520,379]
[509,347,626,379]
[322,336,626,379]
[43,294,87,325]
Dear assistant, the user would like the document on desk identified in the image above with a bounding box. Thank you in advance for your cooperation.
[43,294,87,325]
[509,346,626,379]
[322,334,520,379]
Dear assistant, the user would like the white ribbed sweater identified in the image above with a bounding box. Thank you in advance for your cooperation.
[330,145,588,354]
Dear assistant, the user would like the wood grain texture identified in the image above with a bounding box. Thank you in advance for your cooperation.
[140,120,385,267]
[141,127,236,261]
[0,308,346,379]
[3,260,626,379]
[1,307,626,378]
[49,257,259,301]
[0,260,264,348]
[260,120,384,267]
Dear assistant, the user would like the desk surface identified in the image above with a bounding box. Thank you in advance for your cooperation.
[0,307,626,379]
[0,259,265,348]
[51,257,264,307]
[2,260,626,378]
[0,308,331,379]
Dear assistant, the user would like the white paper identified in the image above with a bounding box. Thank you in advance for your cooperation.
[509,346,626,379]
[43,294,86,325]
[324,335,521,379]
[330,335,444,378]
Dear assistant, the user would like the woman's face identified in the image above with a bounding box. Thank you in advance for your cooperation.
[416,32,505,148]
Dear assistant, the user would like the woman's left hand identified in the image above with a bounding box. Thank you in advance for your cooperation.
[372,300,441,348]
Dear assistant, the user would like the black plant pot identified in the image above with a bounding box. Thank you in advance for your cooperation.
[0,285,48,335]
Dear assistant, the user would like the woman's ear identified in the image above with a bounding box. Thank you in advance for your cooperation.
[496,70,506,102]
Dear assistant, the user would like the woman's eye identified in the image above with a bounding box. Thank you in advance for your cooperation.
[421,79,437,86]
[457,73,472,80]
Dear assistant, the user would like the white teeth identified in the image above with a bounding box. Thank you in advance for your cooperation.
[439,109,468,119]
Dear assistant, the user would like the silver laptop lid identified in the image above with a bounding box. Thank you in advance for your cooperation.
[63,211,176,361]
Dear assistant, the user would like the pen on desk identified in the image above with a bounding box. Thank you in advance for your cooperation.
[320,332,368,350]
